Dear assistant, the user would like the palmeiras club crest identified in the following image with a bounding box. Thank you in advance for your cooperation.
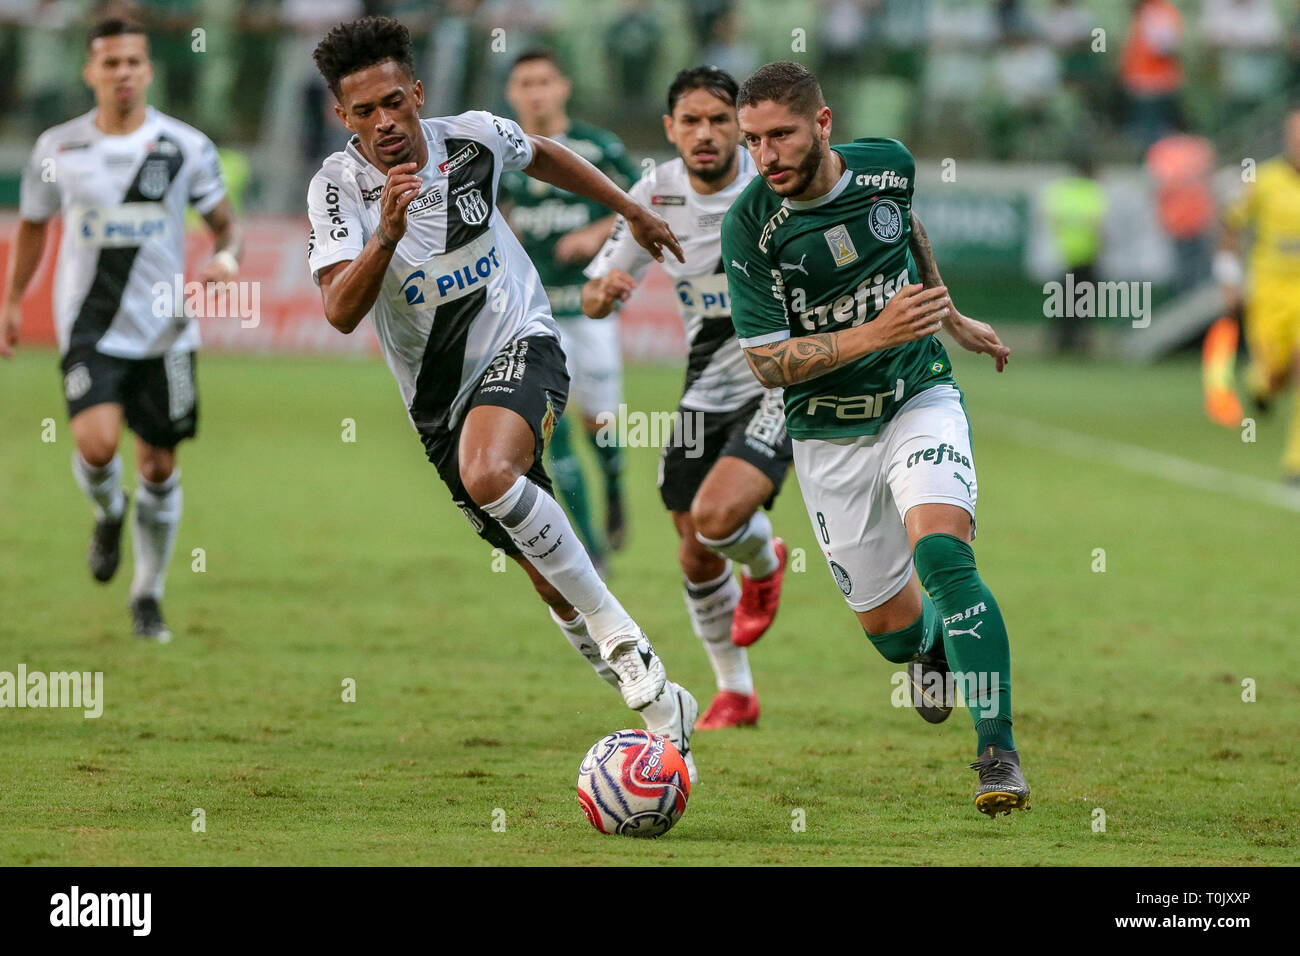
[455,188,490,225]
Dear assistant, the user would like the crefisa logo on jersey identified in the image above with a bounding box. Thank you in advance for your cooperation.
[868,199,903,243]
[455,188,490,225]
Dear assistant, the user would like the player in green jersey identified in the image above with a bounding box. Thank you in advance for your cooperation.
[721,61,1029,817]
[500,50,639,565]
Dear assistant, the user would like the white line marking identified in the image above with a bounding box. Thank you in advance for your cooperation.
[978,412,1300,514]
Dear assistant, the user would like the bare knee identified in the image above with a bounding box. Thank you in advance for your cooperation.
[137,447,176,484]
[690,496,749,543]
[461,453,523,507]
[77,438,117,468]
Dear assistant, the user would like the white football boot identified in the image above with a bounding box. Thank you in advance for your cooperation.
[644,681,699,785]
[598,630,667,711]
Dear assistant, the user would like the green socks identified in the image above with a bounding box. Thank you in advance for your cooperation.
[586,425,624,502]
[913,533,1014,752]
[863,592,942,663]
[545,415,602,556]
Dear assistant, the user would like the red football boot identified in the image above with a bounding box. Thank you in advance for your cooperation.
[695,689,760,729]
[730,538,787,647]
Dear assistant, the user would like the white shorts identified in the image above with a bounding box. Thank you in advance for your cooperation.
[556,315,622,418]
[792,385,977,612]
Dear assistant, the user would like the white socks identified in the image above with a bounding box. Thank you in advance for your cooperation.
[550,607,619,689]
[550,607,679,726]
[72,453,125,520]
[131,471,182,601]
[684,564,753,695]
[483,476,636,645]
[697,511,779,580]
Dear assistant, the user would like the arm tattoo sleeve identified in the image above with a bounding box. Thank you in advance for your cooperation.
[909,211,944,290]
[746,333,843,387]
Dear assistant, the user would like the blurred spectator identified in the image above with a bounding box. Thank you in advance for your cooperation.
[1145,124,1216,293]
[259,0,363,211]
[686,0,732,53]
[1041,154,1107,354]
[1201,0,1283,124]
[1288,6,1300,92]
[138,0,204,119]
[994,0,1034,38]
[424,1,480,116]
[9,0,86,137]
[1121,0,1185,153]
[604,0,661,114]
[701,8,758,84]
[1044,0,1100,94]
[474,0,558,112]
[987,26,1064,160]
[817,0,876,108]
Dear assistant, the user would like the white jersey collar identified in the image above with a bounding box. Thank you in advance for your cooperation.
[781,156,852,211]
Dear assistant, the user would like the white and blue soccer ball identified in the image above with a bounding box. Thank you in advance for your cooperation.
[576,729,691,837]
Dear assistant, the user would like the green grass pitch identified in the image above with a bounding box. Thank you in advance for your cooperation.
[1,347,1296,865]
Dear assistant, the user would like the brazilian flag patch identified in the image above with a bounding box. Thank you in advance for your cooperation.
[932,362,945,374]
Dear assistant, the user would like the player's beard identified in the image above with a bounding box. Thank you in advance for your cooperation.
[765,137,823,197]
[687,146,736,185]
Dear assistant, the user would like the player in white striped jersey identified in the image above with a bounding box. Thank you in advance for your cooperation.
[2,18,243,643]
[583,68,793,730]
[306,17,700,779]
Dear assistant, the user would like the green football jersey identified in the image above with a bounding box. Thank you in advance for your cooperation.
[499,119,638,318]
[721,137,957,440]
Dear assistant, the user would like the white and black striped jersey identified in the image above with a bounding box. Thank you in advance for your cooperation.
[584,147,763,413]
[307,111,558,436]
[19,107,226,358]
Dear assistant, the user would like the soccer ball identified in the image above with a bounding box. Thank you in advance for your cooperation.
[576,729,691,837]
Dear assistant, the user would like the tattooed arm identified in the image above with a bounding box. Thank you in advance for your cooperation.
[908,210,1011,372]
[909,210,944,290]
[743,284,952,388]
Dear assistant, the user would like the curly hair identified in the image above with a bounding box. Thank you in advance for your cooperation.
[312,16,415,102]
[666,65,738,116]
[736,61,825,120]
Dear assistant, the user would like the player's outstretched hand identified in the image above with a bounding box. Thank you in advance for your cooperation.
[945,310,1011,372]
[198,251,237,286]
[625,205,684,264]
[0,301,20,359]
[587,269,637,317]
[379,162,421,246]
[873,283,950,349]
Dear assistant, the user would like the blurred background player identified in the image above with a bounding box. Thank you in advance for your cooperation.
[1041,152,1106,355]
[582,66,789,730]
[305,17,699,779]
[1215,105,1300,484]
[499,50,637,565]
[1,17,242,643]
[722,61,1028,816]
